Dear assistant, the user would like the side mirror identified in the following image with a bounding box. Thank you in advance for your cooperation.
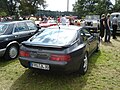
[35,24,41,34]
[37,24,41,29]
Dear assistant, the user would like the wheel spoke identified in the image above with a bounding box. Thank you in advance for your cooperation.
[9,46,18,59]
[83,55,88,72]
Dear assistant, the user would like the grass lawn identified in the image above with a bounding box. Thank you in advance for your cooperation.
[0,36,120,90]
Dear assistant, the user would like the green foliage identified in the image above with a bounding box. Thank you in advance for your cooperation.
[0,12,7,16]
[113,0,120,12]
[19,0,47,16]
[73,0,113,17]
[0,0,47,16]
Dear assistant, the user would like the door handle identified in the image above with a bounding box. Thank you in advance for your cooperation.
[29,32,34,35]
[31,32,34,34]
[15,35,18,38]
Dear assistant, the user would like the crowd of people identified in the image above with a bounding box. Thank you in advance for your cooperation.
[0,14,119,43]
[100,13,119,43]
[0,16,14,22]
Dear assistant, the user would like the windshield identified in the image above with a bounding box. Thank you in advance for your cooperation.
[85,15,100,20]
[0,24,8,34]
[30,29,77,46]
[110,15,120,21]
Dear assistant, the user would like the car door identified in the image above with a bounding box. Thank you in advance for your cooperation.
[81,28,96,54]
[13,22,33,43]
[0,23,15,49]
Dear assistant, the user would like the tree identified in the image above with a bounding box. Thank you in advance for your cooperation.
[19,0,47,16]
[0,0,47,16]
[0,0,9,16]
[73,0,113,17]
[113,0,120,12]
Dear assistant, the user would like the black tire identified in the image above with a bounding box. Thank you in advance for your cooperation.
[4,44,19,60]
[79,53,88,75]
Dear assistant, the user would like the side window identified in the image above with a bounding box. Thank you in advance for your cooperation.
[81,28,91,37]
[14,22,28,33]
[26,22,37,30]
[80,29,91,41]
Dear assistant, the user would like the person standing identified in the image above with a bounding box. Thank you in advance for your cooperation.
[57,16,61,23]
[112,14,119,39]
[100,14,106,40]
[105,14,111,43]
[60,15,67,25]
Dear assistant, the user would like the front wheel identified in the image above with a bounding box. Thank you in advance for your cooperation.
[4,44,19,60]
[79,53,88,75]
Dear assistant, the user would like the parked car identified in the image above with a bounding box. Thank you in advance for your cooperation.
[110,12,120,33]
[74,19,82,26]
[81,15,100,30]
[39,20,57,28]
[0,20,40,60]
[19,25,99,75]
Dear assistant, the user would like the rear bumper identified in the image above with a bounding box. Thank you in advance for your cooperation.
[19,56,83,73]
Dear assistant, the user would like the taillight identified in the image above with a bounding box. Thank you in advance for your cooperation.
[49,24,53,26]
[19,50,30,57]
[50,54,71,62]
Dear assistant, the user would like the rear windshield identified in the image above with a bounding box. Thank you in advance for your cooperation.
[30,29,78,46]
[0,24,8,34]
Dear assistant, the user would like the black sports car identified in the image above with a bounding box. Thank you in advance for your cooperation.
[19,25,99,75]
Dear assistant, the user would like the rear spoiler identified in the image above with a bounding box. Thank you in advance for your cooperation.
[22,41,70,49]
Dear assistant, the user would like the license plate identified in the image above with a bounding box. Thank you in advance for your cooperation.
[30,62,50,70]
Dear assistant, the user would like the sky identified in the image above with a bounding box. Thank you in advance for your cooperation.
[45,0,115,12]
[45,0,76,11]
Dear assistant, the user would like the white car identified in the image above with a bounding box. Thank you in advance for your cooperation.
[110,12,120,33]
[81,15,100,29]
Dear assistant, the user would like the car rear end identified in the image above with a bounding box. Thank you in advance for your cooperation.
[19,45,75,72]
[19,27,85,73]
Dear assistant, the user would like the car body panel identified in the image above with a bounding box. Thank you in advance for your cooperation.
[19,25,99,73]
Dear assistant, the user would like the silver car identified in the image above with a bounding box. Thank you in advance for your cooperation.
[81,15,100,29]
[110,12,120,33]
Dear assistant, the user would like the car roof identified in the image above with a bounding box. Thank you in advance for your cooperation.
[111,12,120,15]
[47,25,82,31]
[0,20,33,24]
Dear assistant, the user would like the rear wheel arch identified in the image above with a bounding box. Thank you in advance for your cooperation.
[78,51,88,75]
[6,41,19,48]
[4,41,20,60]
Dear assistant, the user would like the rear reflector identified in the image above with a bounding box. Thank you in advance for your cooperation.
[50,54,71,61]
[19,50,30,57]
